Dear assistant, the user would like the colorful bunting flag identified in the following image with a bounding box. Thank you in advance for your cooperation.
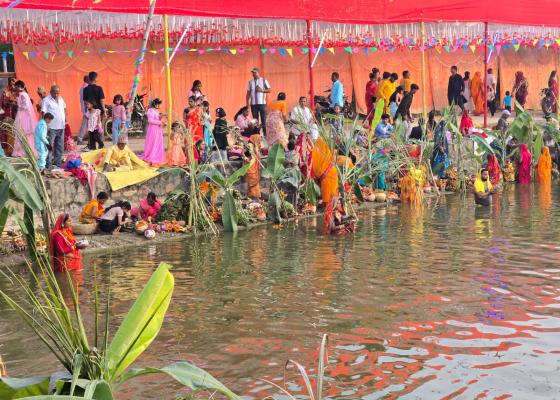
[328,47,335,54]
[286,48,293,57]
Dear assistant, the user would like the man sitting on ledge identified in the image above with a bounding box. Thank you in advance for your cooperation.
[103,135,148,172]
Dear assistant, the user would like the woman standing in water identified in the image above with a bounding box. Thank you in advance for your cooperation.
[50,213,86,272]
[517,144,532,184]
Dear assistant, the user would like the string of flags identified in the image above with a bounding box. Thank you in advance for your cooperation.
[15,40,554,62]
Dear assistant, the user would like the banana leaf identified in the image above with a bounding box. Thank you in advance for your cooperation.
[0,159,43,211]
[264,144,286,181]
[304,180,321,206]
[226,161,252,187]
[368,100,384,141]
[0,376,50,399]
[221,191,238,232]
[278,168,302,189]
[0,205,10,236]
[105,263,174,383]
[118,362,239,400]
[19,397,87,400]
[533,129,544,162]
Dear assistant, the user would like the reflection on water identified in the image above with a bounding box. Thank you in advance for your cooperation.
[2,184,560,399]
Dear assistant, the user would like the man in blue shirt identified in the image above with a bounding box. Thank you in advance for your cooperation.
[329,72,344,109]
[374,114,394,139]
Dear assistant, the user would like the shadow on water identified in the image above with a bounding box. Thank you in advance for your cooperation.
[2,184,560,399]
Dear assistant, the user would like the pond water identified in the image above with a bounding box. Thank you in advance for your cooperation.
[2,185,560,399]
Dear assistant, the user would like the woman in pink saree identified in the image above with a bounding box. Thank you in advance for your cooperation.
[517,143,532,184]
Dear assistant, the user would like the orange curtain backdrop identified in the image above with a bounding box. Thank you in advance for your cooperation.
[12,41,558,132]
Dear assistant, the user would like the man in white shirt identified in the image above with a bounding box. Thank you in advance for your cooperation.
[41,85,67,168]
[290,96,313,137]
[246,67,270,132]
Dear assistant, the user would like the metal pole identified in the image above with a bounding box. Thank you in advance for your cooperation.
[307,20,315,111]
[420,22,427,125]
[126,0,157,128]
[164,14,172,148]
[483,22,489,128]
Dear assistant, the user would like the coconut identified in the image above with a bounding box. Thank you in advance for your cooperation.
[144,229,156,239]
[375,193,387,202]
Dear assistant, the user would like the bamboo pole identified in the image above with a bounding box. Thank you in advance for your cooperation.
[420,22,427,126]
[126,0,157,129]
[164,14,172,147]
[483,22,489,128]
[306,20,315,110]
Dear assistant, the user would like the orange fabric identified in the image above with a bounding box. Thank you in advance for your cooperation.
[537,146,552,183]
[267,100,286,114]
[12,42,553,132]
[312,137,339,206]
[470,72,484,115]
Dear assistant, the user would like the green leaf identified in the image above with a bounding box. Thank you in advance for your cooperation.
[0,376,49,399]
[278,169,302,189]
[83,380,113,400]
[368,99,385,140]
[119,362,240,400]
[221,191,238,232]
[106,263,174,383]
[0,179,9,210]
[0,159,43,211]
[353,182,364,203]
[226,161,252,187]
[304,180,321,206]
[19,397,86,400]
[0,205,10,236]
[469,134,494,157]
[266,144,286,181]
[533,129,544,162]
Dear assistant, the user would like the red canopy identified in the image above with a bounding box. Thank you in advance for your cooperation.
[3,0,560,26]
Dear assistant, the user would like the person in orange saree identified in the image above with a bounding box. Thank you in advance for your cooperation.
[470,72,484,115]
[266,92,288,148]
[50,213,86,272]
[537,146,552,183]
[244,134,261,200]
[185,96,204,145]
[312,136,339,206]
[486,154,502,186]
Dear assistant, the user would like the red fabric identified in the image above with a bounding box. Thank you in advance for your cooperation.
[460,113,474,135]
[68,167,88,184]
[518,143,532,184]
[131,198,161,220]
[5,0,560,25]
[487,154,502,185]
[49,213,82,272]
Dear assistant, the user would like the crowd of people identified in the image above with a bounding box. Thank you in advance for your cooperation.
[1,63,559,270]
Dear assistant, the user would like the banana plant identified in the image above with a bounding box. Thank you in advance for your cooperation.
[0,262,239,400]
[198,162,253,232]
[260,144,302,222]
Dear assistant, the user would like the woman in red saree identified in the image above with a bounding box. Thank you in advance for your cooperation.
[548,71,558,114]
[513,71,529,108]
[459,109,474,135]
[487,154,502,185]
[184,96,204,146]
[517,143,532,184]
[50,213,83,272]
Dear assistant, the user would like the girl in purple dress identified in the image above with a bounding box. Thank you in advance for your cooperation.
[142,98,166,165]
[13,80,37,157]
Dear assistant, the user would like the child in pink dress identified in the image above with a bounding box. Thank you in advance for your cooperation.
[166,122,186,167]
[13,80,37,157]
[143,98,166,165]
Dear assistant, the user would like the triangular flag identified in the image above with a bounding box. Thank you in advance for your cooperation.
[279,48,287,57]
[371,47,377,52]
[444,45,450,52]
[488,44,494,52]
[22,51,29,60]
[261,48,268,54]
[44,51,49,59]
[238,48,245,54]
[29,51,35,59]
[302,47,309,54]
[495,44,502,55]
[286,48,293,57]
[149,50,157,54]
[320,48,326,54]
[65,50,72,58]
[198,49,205,55]
[363,47,368,55]
[435,44,442,54]
[107,50,115,54]
[328,47,335,54]
[344,46,352,54]
[230,49,237,55]
[513,44,520,52]
[556,39,560,46]
[269,48,276,54]
[469,45,476,53]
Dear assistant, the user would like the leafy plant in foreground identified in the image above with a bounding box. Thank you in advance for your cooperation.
[0,261,239,399]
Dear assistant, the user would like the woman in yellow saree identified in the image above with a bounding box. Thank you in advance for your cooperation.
[537,146,552,183]
[470,72,485,115]
[312,137,339,206]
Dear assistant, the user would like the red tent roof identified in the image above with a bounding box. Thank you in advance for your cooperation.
[3,0,560,26]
